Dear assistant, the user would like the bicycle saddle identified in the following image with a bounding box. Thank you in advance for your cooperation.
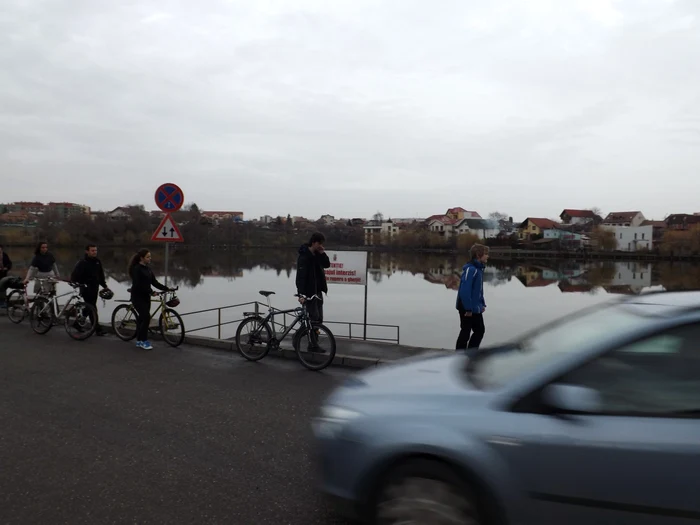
[259,290,275,297]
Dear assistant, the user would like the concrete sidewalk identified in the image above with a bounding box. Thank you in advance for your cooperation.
[97,320,450,370]
[0,308,449,369]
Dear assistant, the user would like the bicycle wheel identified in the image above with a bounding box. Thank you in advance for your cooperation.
[111,304,137,341]
[64,301,97,341]
[159,308,185,347]
[6,290,26,324]
[293,322,336,371]
[30,296,53,334]
[235,316,272,361]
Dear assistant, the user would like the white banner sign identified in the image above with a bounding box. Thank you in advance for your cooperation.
[324,250,367,286]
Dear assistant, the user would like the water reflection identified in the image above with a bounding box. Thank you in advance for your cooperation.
[7,247,700,293]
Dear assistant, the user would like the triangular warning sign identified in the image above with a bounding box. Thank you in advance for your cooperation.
[151,213,184,242]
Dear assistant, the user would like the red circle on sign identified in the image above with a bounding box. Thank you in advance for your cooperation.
[154,183,185,213]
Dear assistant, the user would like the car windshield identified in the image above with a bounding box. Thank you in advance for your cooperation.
[465,302,657,390]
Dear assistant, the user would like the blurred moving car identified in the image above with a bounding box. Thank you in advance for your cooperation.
[312,291,700,525]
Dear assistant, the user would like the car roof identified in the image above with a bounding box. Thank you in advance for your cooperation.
[620,290,700,317]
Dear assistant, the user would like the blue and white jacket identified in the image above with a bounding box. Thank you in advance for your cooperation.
[456,260,486,314]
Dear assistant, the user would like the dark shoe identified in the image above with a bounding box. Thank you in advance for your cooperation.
[307,344,327,354]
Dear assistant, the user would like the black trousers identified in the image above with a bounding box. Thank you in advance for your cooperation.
[456,311,485,350]
[81,286,101,331]
[307,297,324,324]
[132,296,151,342]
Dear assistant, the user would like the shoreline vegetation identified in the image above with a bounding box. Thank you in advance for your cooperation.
[1,203,699,261]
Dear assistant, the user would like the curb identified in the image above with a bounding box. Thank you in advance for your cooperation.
[99,323,392,370]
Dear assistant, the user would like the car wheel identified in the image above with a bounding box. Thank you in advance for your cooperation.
[373,459,481,525]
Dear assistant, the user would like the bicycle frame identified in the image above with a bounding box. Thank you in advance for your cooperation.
[245,300,314,342]
[35,285,83,320]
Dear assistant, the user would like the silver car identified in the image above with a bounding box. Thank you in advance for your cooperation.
[312,291,700,524]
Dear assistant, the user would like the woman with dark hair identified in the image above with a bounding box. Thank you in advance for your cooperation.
[128,249,170,350]
[23,241,60,294]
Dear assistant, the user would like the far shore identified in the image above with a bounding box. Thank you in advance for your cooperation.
[2,242,698,262]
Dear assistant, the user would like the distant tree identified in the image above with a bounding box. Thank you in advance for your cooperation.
[372,211,384,223]
[589,226,617,251]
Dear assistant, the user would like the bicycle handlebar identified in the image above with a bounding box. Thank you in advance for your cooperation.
[153,287,178,295]
[35,278,86,289]
[295,293,320,301]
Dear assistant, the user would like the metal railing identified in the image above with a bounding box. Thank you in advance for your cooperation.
[177,300,400,344]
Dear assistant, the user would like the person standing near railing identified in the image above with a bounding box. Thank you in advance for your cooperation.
[128,249,170,350]
[71,244,112,336]
[23,241,60,294]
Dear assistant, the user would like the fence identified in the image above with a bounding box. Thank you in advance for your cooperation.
[177,301,400,344]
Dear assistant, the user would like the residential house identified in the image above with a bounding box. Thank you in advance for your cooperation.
[559,209,599,225]
[641,220,667,241]
[201,211,243,225]
[107,207,132,220]
[602,211,645,227]
[319,214,336,225]
[517,218,560,240]
[363,218,423,245]
[426,207,482,239]
[46,202,90,219]
[665,213,700,231]
[454,218,500,239]
[259,215,274,225]
[602,224,654,252]
[0,211,37,227]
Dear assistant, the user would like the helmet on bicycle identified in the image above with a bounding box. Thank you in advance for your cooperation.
[166,295,180,308]
[99,289,114,300]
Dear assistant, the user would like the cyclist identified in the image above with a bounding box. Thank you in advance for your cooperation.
[128,249,171,350]
[70,244,112,336]
[295,232,330,351]
[23,241,60,294]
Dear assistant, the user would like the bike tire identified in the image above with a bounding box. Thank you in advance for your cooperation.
[30,296,53,335]
[159,308,185,347]
[111,304,137,341]
[64,301,98,341]
[235,316,272,361]
[293,322,336,371]
[6,290,26,324]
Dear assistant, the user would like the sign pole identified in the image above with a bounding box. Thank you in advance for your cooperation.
[164,242,169,287]
[363,252,368,340]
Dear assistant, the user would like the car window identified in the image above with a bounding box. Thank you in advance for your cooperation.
[560,324,700,416]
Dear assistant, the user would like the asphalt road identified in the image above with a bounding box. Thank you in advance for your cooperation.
[0,321,353,524]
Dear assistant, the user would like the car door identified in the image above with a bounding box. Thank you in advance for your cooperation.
[510,323,700,525]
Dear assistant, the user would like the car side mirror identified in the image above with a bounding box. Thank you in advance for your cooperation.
[542,384,602,415]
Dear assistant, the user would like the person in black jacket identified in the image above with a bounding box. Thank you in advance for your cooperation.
[0,245,12,279]
[295,232,330,324]
[0,245,14,306]
[71,244,111,336]
[23,241,60,294]
[128,249,170,350]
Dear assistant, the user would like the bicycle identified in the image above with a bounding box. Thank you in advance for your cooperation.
[30,278,98,340]
[6,281,32,324]
[235,290,337,371]
[111,287,184,347]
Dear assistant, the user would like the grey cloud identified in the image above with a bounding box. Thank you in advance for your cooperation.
[1,0,699,220]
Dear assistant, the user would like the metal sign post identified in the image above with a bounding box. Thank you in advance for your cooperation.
[153,183,185,285]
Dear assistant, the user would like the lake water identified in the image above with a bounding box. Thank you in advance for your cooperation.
[6,247,700,349]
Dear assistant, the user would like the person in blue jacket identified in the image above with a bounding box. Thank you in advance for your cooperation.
[456,243,489,351]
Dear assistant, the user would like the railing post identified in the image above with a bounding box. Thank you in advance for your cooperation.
[254,302,259,316]
[218,308,222,339]
[349,323,352,340]
[397,325,400,344]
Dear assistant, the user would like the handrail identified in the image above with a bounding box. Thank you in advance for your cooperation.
[170,300,401,344]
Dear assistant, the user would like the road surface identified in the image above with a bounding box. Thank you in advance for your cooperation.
[0,321,353,524]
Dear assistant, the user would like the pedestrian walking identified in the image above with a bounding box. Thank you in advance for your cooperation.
[455,243,489,351]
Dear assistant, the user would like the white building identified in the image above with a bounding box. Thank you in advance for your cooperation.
[602,225,653,251]
[363,218,423,245]
[454,218,500,239]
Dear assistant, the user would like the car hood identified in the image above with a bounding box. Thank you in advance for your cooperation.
[326,352,492,412]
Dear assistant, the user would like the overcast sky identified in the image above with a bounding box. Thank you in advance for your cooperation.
[1,0,698,221]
